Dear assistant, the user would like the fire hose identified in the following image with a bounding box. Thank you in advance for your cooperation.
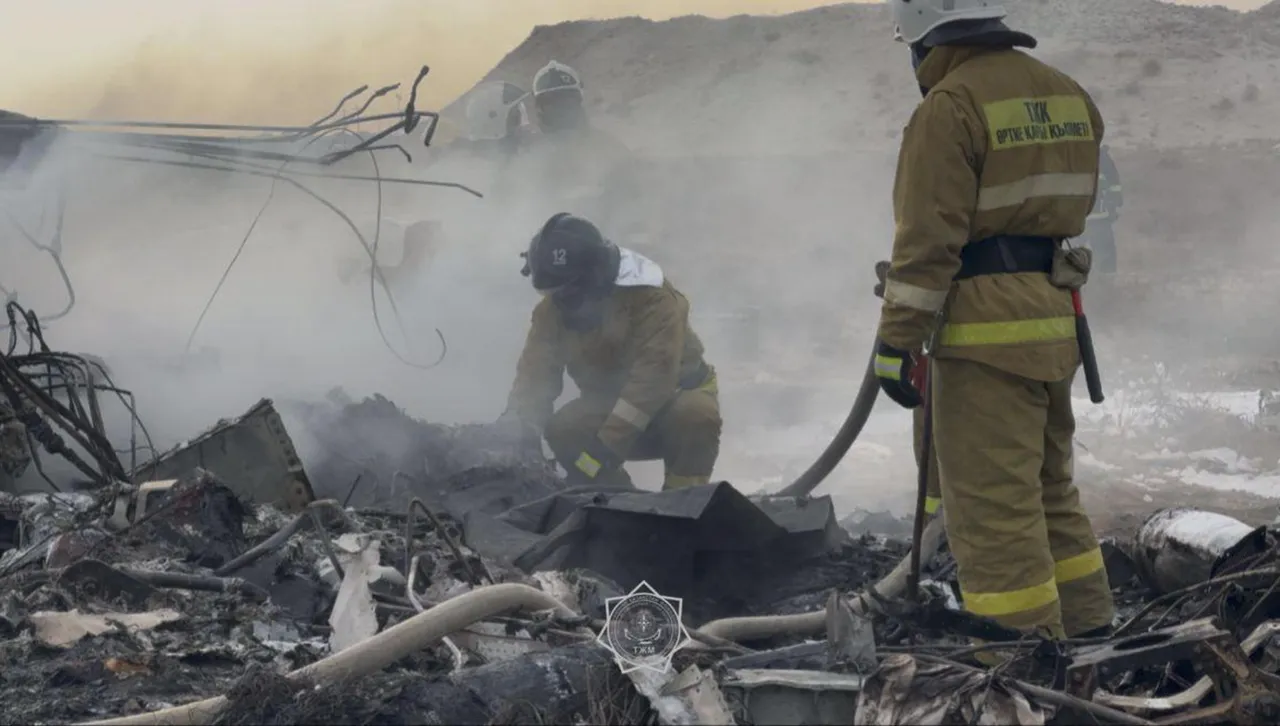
[777,254,1105,612]
[779,258,1104,499]
[77,584,585,726]
[776,262,892,499]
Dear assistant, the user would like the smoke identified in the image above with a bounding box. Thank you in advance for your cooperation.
[3,0,1275,508]
[0,0,903,500]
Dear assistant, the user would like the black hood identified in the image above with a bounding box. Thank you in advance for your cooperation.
[922,17,1037,50]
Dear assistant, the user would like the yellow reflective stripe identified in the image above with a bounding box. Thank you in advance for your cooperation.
[664,474,709,490]
[939,316,1075,347]
[610,398,651,430]
[976,172,1096,211]
[574,452,601,477]
[983,95,1095,151]
[924,496,941,515]
[873,355,902,380]
[884,279,948,313]
[1055,547,1105,585]
[962,576,1059,618]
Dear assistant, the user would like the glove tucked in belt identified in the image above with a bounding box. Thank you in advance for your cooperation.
[570,437,622,484]
[874,341,924,409]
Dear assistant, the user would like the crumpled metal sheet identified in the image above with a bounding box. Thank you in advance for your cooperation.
[854,654,1048,726]
[134,398,315,512]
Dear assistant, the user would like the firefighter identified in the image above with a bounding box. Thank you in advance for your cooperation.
[497,213,721,491]
[522,61,635,226]
[1081,144,1122,274]
[461,80,534,157]
[874,0,1114,640]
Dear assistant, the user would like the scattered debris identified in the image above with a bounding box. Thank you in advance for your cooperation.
[3,380,1280,725]
[30,608,183,648]
[1130,507,1267,594]
[856,655,1049,726]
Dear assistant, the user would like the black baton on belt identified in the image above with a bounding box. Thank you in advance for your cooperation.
[1071,288,1105,404]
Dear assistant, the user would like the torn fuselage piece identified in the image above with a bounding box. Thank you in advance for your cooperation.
[1130,508,1270,595]
[133,398,315,511]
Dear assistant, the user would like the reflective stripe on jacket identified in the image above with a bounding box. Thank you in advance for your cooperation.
[878,46,1105,381]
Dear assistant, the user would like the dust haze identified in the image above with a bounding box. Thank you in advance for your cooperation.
[4,0,1280,516]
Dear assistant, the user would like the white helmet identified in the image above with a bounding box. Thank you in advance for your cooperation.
[891,0,1007,45]
[463,81,529,141]
[532,60,583,97]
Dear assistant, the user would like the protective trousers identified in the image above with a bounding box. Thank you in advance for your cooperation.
[544,388,722,491]
[932,358,1114,638]
[913,406,941,516]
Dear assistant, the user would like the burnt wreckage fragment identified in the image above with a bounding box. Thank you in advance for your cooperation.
[5,378,1280,726]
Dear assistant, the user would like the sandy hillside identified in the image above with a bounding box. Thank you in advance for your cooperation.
[450,0,1280,152]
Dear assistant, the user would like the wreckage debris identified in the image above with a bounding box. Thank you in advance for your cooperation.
[5,382,1280,726]
[1129,507,1269,595]
[134,399,316,513]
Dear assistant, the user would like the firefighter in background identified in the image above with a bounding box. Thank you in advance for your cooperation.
[522,61,636,226]
[1081,144,1123,273]
[874,0,1114,641]
[497,213,721,491]
[461,80,534,157]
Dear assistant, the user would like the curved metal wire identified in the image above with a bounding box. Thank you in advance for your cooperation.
[0,67,473,372]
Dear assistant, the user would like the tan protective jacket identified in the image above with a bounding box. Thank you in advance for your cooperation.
[506,257,711,456]
[878,46,1105,382]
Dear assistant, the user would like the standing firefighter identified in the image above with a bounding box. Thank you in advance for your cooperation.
[498,213,721,491]
[1082,144,1123,274]
[874,0,1114,640]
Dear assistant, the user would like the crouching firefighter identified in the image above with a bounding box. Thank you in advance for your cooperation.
[497,213,721,491]
[874,0,1114,642]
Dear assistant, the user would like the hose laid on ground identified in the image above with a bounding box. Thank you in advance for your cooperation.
[776,343,881,498]
[699,515,946,642]
[78,584,581,726]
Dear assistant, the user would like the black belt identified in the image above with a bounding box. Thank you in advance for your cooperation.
[955,235,1057,281]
